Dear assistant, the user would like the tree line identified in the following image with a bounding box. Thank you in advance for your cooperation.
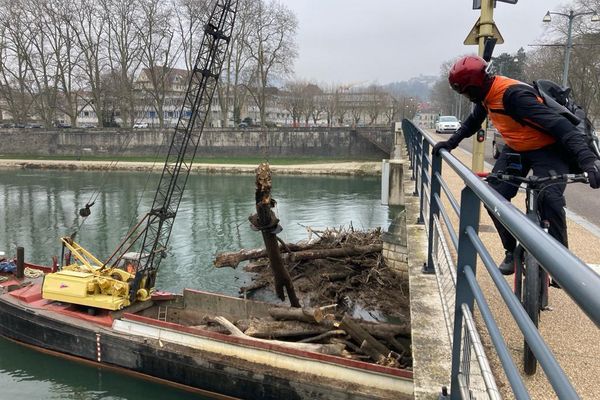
[0,0,423,130]
[0,0,299,128]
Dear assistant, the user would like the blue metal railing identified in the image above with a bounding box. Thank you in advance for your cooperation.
[402,119,600,400]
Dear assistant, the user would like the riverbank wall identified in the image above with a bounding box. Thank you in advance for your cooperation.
[0,127,392,158]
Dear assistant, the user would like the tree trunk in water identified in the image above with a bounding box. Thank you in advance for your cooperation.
[214,242,314,269]
[250,163,300,308]
[214,243,381,269]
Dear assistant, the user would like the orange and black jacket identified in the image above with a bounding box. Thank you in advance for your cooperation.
[450,75,597,168]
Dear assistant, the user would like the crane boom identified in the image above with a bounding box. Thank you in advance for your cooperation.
[131,0,238,301]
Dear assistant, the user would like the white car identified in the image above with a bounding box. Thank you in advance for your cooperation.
[435,116,461,133]
[133,122,149,129]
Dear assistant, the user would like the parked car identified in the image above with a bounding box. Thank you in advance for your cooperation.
[133,122,149,129]
[55,122,71,128]
[435,116,461,133]
[492,127,505,159]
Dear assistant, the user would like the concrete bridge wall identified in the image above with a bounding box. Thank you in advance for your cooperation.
[0,127,393,158]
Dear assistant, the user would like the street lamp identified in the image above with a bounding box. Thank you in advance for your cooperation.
[543,9,600,87]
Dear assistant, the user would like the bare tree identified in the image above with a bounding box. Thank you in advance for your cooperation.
[301,83,322,127]
[0,1,36,123]
[214,0,252,127]
[364,85,387,125]
[43,0,89,127]
[281,80,305,126]
[383,96,398,125]
[137,0,181,128]
[67,0,110,127]
[244,0,297,127]
[334,92,348,126]
[18,0,61,127]
[322,84,340,127]
[103,0,144,128]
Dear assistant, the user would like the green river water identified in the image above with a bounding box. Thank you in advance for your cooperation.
[0,169,389,399]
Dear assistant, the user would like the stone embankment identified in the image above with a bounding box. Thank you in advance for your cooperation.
[0,159,381,176]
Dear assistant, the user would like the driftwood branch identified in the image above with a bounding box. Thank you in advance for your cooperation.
[242,319,328,339]
[214,243,312,269]
[298,330,346,343]
[215,244,382,269]
[268,306,327,324]
[212,316,344,355]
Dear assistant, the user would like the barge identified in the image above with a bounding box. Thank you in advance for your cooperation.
[0,277,413,399]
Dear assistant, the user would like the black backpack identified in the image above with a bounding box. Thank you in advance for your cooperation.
[533,79,600,159]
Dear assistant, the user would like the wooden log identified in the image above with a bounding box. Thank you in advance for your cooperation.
[282,244,382,263]
[242,319,328,339]
[298,330,346,343]
[213,316,345,356]
[339,315,390,357]
[359,320,411,339]
[214,243,380,269]
[359,340,386,363]
[238,281,269,296]
[388,336,411,356]
[214,243,311,269]
[251,163,300,308]
[268,306,328,323]
[321,271,355,281]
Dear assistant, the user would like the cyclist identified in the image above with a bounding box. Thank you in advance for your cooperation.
[432,55,600,275]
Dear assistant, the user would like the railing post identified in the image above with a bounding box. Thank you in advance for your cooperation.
[406,123,417,182]
[450,186,481,400]
[424,153,442,273]
[413,134,421,195]
[417,138,430,224]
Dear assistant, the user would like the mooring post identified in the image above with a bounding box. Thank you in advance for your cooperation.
[16,246,25,279]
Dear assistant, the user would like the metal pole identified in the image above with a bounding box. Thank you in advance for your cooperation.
[562,11,574,88]
[471,0,494,173]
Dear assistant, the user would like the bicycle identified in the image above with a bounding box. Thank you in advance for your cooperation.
[479,169,588,375]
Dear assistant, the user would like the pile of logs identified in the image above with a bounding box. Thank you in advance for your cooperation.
[215,227,409,321]
[212,165,412,370]
[204,305,412,369]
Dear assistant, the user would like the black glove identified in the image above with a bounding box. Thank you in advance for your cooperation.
[583,159,600,189]
[432,139,458,156]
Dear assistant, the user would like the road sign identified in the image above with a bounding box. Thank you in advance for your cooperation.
[464,17,504,45]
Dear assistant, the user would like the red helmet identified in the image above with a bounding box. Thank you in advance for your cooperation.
[448,55,488,94]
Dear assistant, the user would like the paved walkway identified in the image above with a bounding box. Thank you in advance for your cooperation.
[430,133,600,399]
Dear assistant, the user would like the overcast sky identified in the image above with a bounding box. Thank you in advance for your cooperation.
[278,0,573,84]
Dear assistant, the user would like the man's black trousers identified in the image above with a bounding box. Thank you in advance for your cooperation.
[488,143,571,252]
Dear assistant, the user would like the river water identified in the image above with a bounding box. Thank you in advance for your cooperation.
[0,169,388,399]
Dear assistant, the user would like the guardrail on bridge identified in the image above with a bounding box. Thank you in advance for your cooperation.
[401,119,600,400]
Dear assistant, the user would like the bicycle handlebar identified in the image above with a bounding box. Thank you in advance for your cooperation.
[477,171,589,186]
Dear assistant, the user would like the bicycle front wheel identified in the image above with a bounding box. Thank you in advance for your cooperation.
[523,252,541,375]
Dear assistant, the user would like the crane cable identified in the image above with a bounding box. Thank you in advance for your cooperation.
[70,128,141,235]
